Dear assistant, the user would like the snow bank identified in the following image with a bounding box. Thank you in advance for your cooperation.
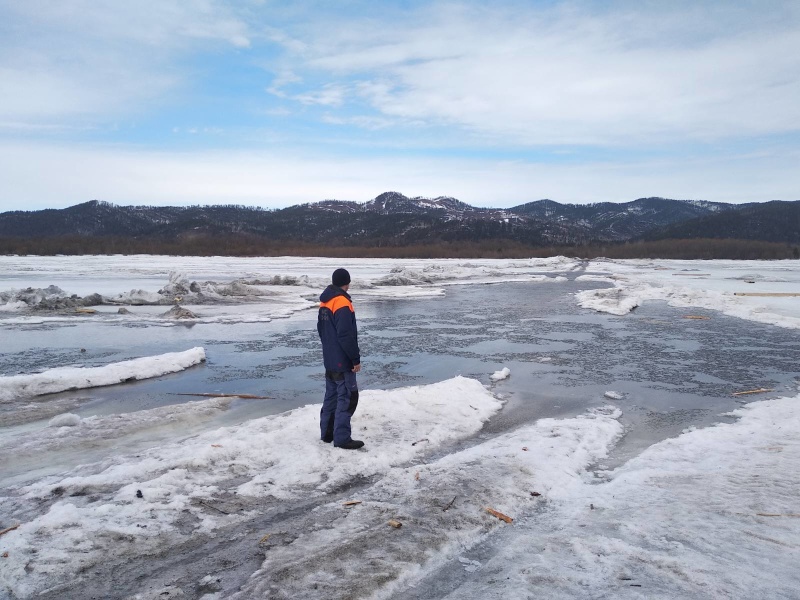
[0,377,502,598]
[0,348,206,402]
[7,368,798,598]
[2,398,233,461]
[233,406,624,599]
[576,284,640,315]
[578,259,800,329]
[0,285,103,311]
[376,267,439,286]
[438,392,800,599]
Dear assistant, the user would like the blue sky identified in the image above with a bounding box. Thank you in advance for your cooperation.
[1,0,799,210]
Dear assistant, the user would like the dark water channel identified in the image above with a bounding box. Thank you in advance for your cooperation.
[2,278,799,476]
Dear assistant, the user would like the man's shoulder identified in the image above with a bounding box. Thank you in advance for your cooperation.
[321,294,353,313]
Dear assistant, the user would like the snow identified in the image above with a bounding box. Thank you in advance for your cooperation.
[231,405,624,600]
[577,259,800,329]
[435,392,800,599]
[1,255,800,598]
[3,397,234,469]
[47,413,81,428]
[0,348,206,402]
[0,377,502,598]
[489,367,511,382]
[0,255,579,326]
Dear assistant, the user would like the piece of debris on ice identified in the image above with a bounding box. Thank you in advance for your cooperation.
[490,367,511,382]
[604,391,624,400]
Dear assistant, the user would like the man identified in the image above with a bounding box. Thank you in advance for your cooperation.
[317,268,364,449]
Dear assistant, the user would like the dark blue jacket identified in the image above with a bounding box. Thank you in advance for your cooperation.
[318,285,360,372]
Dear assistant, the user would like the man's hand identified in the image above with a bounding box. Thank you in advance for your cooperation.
[352,363,361,373]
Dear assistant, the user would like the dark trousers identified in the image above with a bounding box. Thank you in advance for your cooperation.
[320,370,359,445]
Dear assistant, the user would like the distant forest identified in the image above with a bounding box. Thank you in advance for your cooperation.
[0,235,796,260]
[2,194,798,259]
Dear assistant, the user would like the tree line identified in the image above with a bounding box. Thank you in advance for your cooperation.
[0,235,797,260]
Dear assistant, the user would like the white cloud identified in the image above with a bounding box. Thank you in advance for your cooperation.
[266,70,303,98]
[1,1,798,210]
[294,84,347,107]
[287,2,800,146]
[321,114,394,130]
[0,1,251,123]
[5,0,251,49]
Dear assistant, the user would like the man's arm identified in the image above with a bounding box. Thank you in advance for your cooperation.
[333,306,361,367]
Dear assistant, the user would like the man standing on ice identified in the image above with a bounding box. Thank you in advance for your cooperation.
[317,268,364,449]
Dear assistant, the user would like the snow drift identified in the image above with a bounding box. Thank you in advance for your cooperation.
[0,348,206,402]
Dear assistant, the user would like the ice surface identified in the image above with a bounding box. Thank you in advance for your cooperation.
[0,256,580,327]
[2,397,233,463]
[0,377,501,598]
[1,255,799,598]
[6,256,795,331]
[427,392,800,600]
[231,406,623,600]
[578,259,800,329]
[0,348,206,402]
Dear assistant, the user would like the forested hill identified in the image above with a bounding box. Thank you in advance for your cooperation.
[644,200,800,244]
[0,192,798,258]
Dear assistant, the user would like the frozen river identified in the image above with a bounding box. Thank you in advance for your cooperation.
[4,277,797,485]
[1,256,799,599]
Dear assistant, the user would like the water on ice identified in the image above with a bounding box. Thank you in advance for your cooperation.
[0,255,799,598]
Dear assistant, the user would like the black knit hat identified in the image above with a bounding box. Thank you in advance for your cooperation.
[332,268,351,287]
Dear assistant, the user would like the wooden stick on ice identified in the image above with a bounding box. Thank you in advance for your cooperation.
[0,524,20,537]
[485,508,513,523]
[732,388,774,396]
[170,393,274,399]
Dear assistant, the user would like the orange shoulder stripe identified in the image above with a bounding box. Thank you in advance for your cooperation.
[320,296,353,313]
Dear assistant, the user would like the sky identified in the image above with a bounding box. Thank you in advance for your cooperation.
[1,0,799,211]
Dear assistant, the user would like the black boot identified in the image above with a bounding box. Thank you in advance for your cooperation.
[335,439,364,450]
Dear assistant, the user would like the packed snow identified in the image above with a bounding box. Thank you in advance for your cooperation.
[0,348,206,402]
[576,259,800,329]
[489,367,511,382]
[0,255,799,599]
[4,397,234,463]
[431,391,800,599]
[0,377,503,598]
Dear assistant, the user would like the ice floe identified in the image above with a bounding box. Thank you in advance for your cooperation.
[0,348,206,402]
[0,377,502,598]
[231,405,623,599]
[577,259,800,329]
[490,367,511,382]
[3,397,233,464]
[429,392,800,599]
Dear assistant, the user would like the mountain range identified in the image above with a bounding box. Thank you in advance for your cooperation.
[1,191,798,248]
